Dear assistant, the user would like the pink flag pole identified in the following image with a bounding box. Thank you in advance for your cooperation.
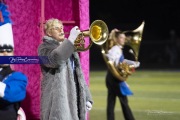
[40,0,45,38]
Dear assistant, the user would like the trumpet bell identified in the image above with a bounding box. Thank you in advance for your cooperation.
[91,25,101,40]
[90,20,109,45]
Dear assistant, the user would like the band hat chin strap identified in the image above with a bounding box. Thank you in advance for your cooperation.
[0,23,14,48]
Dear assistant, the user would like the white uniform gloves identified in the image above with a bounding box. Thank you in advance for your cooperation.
[134,61,140,68]
[86,101,92,111]
[68,26,81,44]
[124,59,140,68]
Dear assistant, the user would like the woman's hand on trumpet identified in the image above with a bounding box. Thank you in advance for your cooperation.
[68,26,81,44]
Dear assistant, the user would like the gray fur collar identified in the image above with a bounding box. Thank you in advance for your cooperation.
[43,36,56,41]
[43,36,60,45]
[43,36,65,45]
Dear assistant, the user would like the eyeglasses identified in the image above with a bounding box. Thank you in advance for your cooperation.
[0,49,13,53]
[51,26,63,32]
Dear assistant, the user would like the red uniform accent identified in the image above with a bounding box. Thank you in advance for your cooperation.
[0,11,4,22]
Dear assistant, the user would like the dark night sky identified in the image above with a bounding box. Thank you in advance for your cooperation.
[89,0,180,70]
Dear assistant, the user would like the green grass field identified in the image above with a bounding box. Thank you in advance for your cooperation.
[89,70,180,120]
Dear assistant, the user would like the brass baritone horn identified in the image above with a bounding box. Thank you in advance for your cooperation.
[74,20,109,51]
[101,21,145,81]
[123,21,145,61]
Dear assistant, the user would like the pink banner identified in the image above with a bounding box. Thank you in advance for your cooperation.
[78,0,90,86]
[6,0,89,119]
[6,0,41,119]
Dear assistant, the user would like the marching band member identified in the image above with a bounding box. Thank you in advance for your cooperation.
[0,2,28,120]
[105,29,140,120]
[38,18,93,120]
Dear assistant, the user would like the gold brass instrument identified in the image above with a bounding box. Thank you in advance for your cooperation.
[74,20,109,51]
[101,21,145,81]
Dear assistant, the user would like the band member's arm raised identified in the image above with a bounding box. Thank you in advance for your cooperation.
[38,26,81,68]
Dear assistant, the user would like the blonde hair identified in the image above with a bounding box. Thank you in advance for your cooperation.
[44,18,63,35]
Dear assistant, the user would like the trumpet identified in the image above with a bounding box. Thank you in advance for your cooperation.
[68,20,109,51]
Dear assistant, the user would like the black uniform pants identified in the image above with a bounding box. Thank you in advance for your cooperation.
[106,71,135,120]
[0,104,18,120]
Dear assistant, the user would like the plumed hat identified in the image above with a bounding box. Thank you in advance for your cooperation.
[0,2,14,49]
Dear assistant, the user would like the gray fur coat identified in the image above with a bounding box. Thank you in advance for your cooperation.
[38,36,93,120]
